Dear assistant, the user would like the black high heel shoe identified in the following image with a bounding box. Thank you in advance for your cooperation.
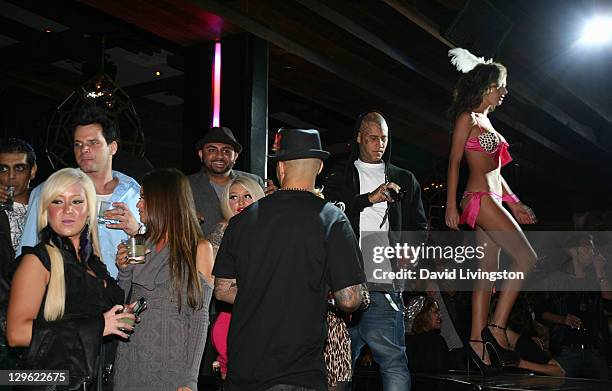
[467,340,500,376]
[482,324,520,367]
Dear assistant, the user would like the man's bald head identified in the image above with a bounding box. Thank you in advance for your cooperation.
[358,112,388,134]
[276,158,323,188]
[357,112,389,163]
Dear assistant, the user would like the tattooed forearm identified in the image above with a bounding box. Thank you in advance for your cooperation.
[214,278,238,304]
[333,284,363,312]
[207,222,227,257]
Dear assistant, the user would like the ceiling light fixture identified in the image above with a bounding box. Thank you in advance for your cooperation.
[580,16,612,44]
[211,41,222,127]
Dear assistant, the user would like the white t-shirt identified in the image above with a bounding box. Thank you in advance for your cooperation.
[354,159,389,234]
[354,159,393,285]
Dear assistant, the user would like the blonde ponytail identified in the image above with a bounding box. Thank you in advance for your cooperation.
[43,244,65,321]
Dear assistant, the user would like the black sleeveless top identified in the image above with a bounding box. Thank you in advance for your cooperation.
[22,244,123,321]
[19,227,124,389]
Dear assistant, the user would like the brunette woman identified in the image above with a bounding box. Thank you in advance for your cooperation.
[445,48,538,373]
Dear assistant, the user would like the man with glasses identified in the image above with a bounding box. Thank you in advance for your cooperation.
[325,111,427,391]
[17,106,141,278]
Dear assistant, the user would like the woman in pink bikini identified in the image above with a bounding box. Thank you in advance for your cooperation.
[445,48,538,374]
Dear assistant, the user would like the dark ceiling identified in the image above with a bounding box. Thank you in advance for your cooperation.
[1,0,612,226]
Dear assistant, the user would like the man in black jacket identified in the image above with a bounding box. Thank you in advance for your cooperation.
[325,111,427,391]
[0,138,37,371]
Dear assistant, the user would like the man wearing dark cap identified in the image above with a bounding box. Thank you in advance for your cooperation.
[190,126,275,236]
[213,128,366,391]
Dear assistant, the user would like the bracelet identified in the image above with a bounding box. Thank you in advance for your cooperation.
[502,193,520,203]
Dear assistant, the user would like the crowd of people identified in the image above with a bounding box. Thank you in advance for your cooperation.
[0,47,610,391]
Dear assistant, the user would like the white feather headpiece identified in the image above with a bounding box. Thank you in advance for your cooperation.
[448,48,492,73]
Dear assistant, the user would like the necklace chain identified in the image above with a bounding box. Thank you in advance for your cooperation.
[279,187,311,192]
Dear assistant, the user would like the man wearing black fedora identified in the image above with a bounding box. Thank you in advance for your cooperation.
[213,128,366,391]
[189,126,274,237]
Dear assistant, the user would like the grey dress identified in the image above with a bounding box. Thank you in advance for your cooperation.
[114,242,213,391]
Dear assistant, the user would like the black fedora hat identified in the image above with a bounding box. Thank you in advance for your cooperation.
[268,128,330,162]
[194,126,243,153]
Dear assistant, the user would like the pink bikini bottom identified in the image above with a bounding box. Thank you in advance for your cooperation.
[460,191,519,228]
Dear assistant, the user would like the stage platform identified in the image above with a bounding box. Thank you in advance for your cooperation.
[412,371,612,391]
[198,368,612,390]
[352,365,612,391]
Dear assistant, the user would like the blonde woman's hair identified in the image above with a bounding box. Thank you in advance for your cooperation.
[220,176,265,220]
[38,168,101,321]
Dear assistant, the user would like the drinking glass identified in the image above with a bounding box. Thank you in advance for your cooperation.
[97,201,113,224]
[126,234,147,264]
[0,186,15,212]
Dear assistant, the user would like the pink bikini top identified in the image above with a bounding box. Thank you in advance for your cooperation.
[464,116,512,167]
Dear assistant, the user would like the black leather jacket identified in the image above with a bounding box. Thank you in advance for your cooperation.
[18,227,124,390]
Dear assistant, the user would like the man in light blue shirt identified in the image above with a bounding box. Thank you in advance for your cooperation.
[17,106,141,278]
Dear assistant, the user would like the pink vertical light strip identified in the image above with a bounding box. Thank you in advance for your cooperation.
[212,41,222,127]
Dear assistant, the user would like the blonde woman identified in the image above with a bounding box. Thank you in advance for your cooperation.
[210,176,265,378]
[7,168,130,389]
[208,176,265,255]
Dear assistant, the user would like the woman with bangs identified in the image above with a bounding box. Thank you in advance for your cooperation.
[208,175,265,254]
[7,168,130,389]
[114,168,214,391]
[209,175,265,379]
[445,49,538,374]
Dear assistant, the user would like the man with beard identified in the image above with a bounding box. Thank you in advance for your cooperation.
[189,126,275,383]
[189,126,275,236]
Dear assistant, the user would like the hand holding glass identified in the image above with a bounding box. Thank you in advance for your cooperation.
[119,297,147,331]
[97,201,114,224]
[0,185,15,212]
[124,234,147,264]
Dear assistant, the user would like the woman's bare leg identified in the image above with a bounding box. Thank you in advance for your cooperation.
[469,226,500,364]
[473,196,537,348]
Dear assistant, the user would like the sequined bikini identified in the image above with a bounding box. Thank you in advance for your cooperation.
[460,115,518,228]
